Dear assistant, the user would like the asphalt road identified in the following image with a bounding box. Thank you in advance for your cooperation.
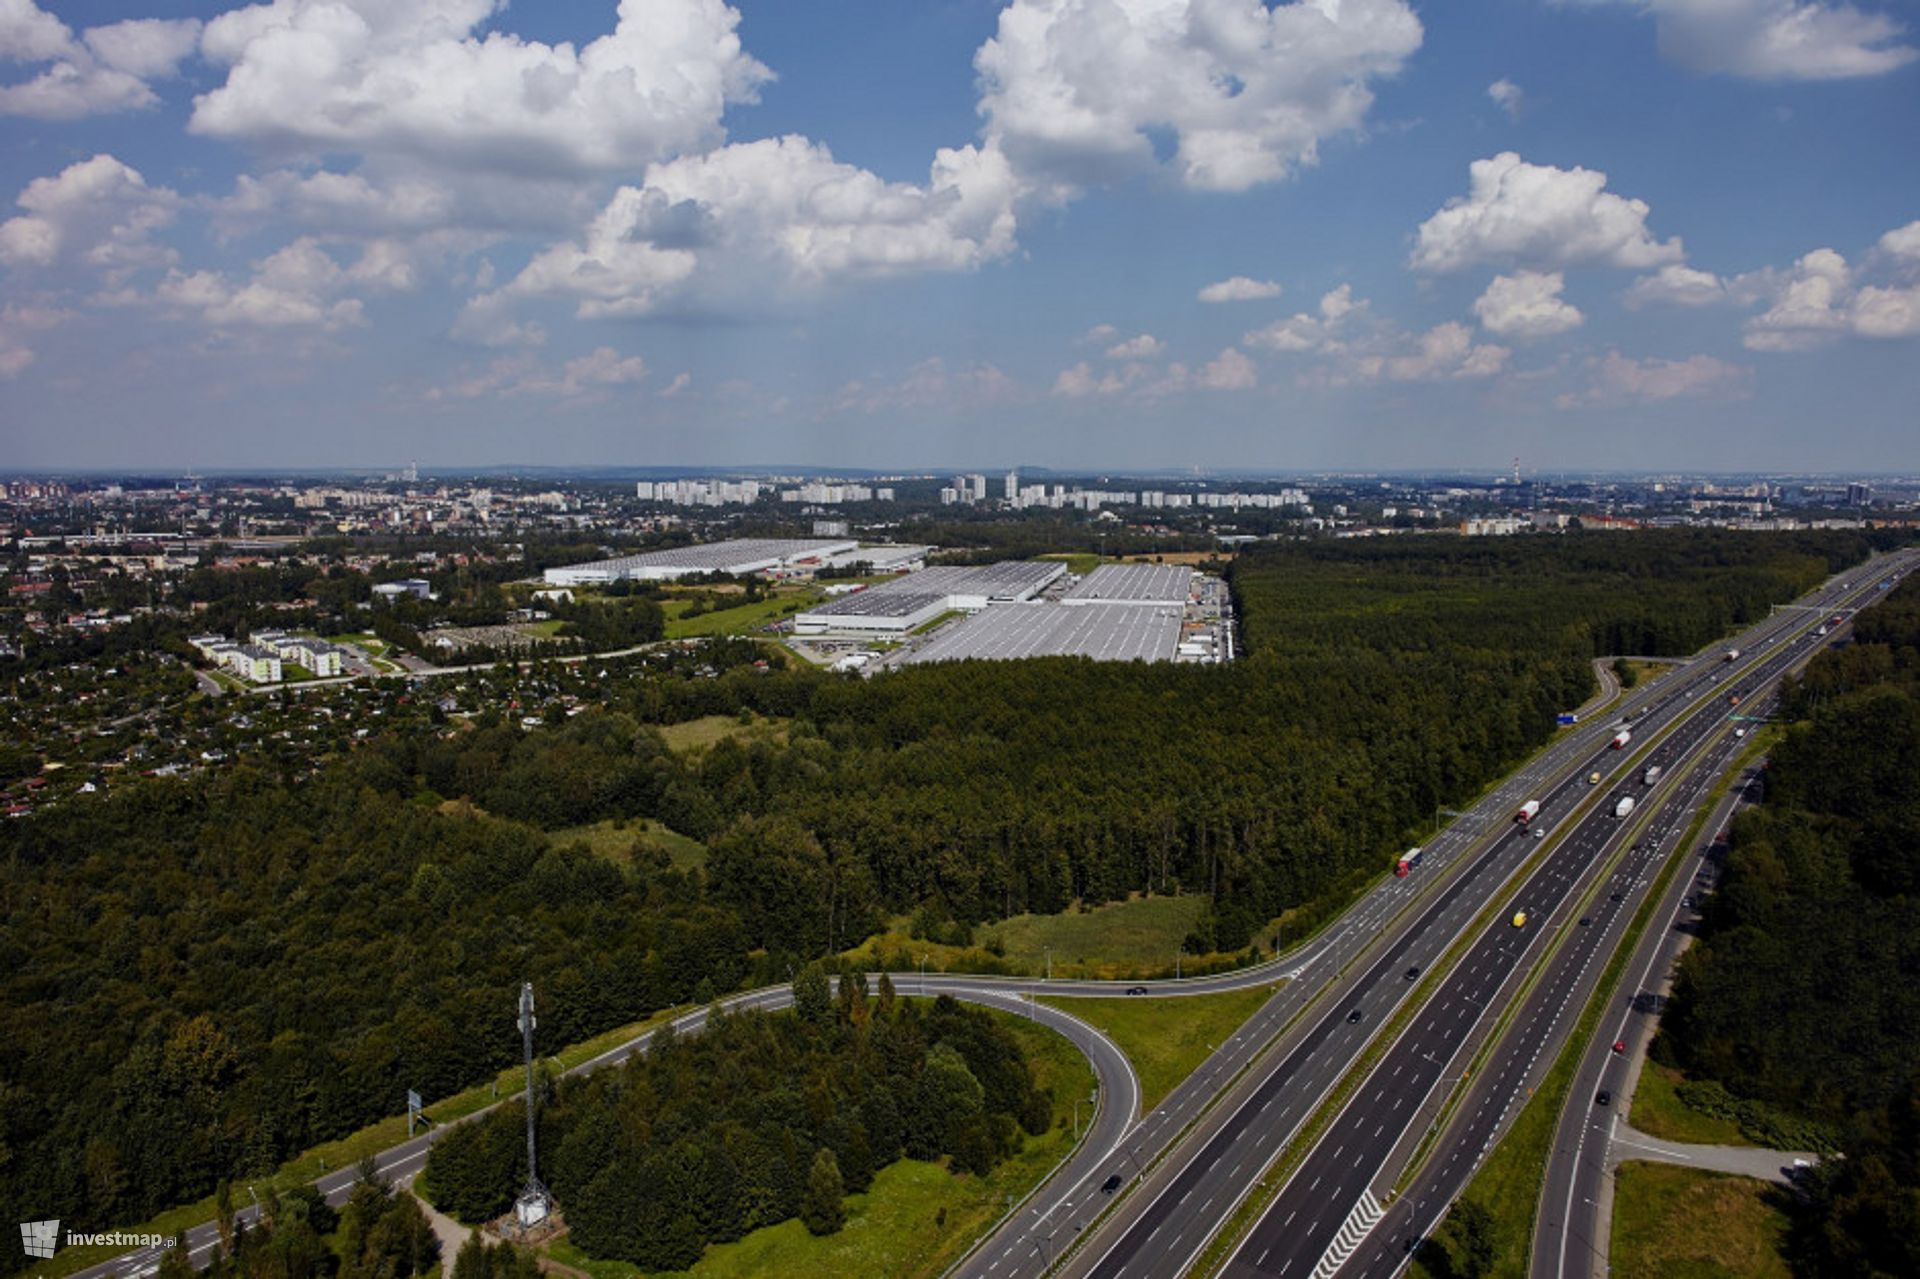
[1528,763,1763,1279]
[66,551,1914,1279]
[1038,552,1914,1279]
[1239,556,1912,1279]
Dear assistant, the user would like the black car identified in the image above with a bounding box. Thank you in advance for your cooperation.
[1347,1008,1364,1023]
[1101,1174,1124,1194]
[1405,965,1422,980]
[1126,986,1149,996]
[1611,892,1625,902]
[1595,1089,1612,1106]
[1579,916,1593,926]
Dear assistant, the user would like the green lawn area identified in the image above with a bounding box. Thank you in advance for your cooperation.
[663,592,814,639]
[324,631,388,655]
[977,894,1211,977]
[523,618,567,638]
[1631,1063,1749,1146]
[1041,981,1282,1112]
[1037,553,1105,575]
[551,817,708,870]
[655,713,789,753]
[546,1005,1096,1279]
[1611,1163,1792,1279]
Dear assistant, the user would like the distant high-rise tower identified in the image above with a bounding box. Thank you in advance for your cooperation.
[1006,469,1020,507]
[403,460,418,484]
[1511,456,1522,486]
[513,983,553,1228]
[1847,481,1872,507]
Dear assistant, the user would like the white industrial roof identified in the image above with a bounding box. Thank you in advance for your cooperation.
[902,601,1182,664]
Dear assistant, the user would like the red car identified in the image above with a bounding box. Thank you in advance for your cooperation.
[1612,1039,1627,1054]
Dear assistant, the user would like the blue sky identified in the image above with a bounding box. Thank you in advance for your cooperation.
[2,0,1917,473]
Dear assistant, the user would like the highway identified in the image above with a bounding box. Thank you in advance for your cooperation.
[1527,763,1764,1279]
[68,551,1914,1279]
[1040,552,1912,1279]
[1214,557,1910,1279]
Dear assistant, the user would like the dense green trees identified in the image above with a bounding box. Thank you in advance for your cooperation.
[423,991,1047,1269]
[1658,572,1920,1277]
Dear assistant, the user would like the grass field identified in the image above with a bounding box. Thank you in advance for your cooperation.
[550,817,709,870]
[1631,1063,1749,1146]
[663,591,813,639]
[1041,982,1281,1112]
[1038,553,1105,575]
[655,713,788,753]
[1610,1163,1792,1279]
[543,1004,1096,1279]
[324,631,388,655]
[978,895,1211,977]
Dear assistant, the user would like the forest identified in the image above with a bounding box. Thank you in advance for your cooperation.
[1657,572,1920,1277]
[423,983,1050,1271]
[0,529,1890,1270]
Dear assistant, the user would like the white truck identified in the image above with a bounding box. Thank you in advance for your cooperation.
[1516,799,1542,827]
[1643,764,1663,785]
[1615,796,1636,819]
[1611,729,1632,749]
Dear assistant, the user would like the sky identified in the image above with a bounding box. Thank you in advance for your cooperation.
[1,0,1917,474]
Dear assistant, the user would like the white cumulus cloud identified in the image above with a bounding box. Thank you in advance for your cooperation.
[469,134,1019,330]
[0,2,200,120]
[1472,270,1584,338]
[1598,0,1916,81]
[0,154,178,281]
[1487,78,1523,117]
[192,0,772,177]
[1411,152,1683,273]
[1198,275,1283,303]
[156,237,366,331]
[1104,333,1164,360]
[1558,351,1753,407]
[974,0,1423,194]
[1243,283,1362,352]
[1623,262,1731,308]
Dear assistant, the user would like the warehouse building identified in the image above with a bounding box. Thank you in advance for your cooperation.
[1062,562,1195,606]
[902,601,1182,665]
[791,560,1065,635]
[544,537,857,585]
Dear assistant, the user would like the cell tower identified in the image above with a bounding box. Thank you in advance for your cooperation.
[513,982,553,1228]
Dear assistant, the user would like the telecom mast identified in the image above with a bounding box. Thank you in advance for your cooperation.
[513,982,553,1228]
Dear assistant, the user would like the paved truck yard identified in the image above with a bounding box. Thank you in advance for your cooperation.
[1063,561,1195,604]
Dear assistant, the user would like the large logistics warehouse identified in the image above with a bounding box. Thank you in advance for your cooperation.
[903,601,1183,664]
[791,560,1065,635]
[1062,562,1195,605]
[544,538,857,585]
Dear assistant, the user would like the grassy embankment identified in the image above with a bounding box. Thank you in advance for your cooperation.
[544,1005,1096,1279]
[1610,1163,1792,1279]
[1040,983,1282,1112]
[846,893,1249,982]
[1630,1063,1748,1145]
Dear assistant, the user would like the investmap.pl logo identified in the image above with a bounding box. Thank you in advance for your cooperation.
[20,1220,59,1260]
[19,1220,174,1261]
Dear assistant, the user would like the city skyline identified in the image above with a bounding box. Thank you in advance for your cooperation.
[2,0,1918,471]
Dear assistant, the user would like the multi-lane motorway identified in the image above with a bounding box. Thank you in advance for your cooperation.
[1217,559,1909,1279]
[70,550,1915,1279]
[1528,762,1764,1279]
